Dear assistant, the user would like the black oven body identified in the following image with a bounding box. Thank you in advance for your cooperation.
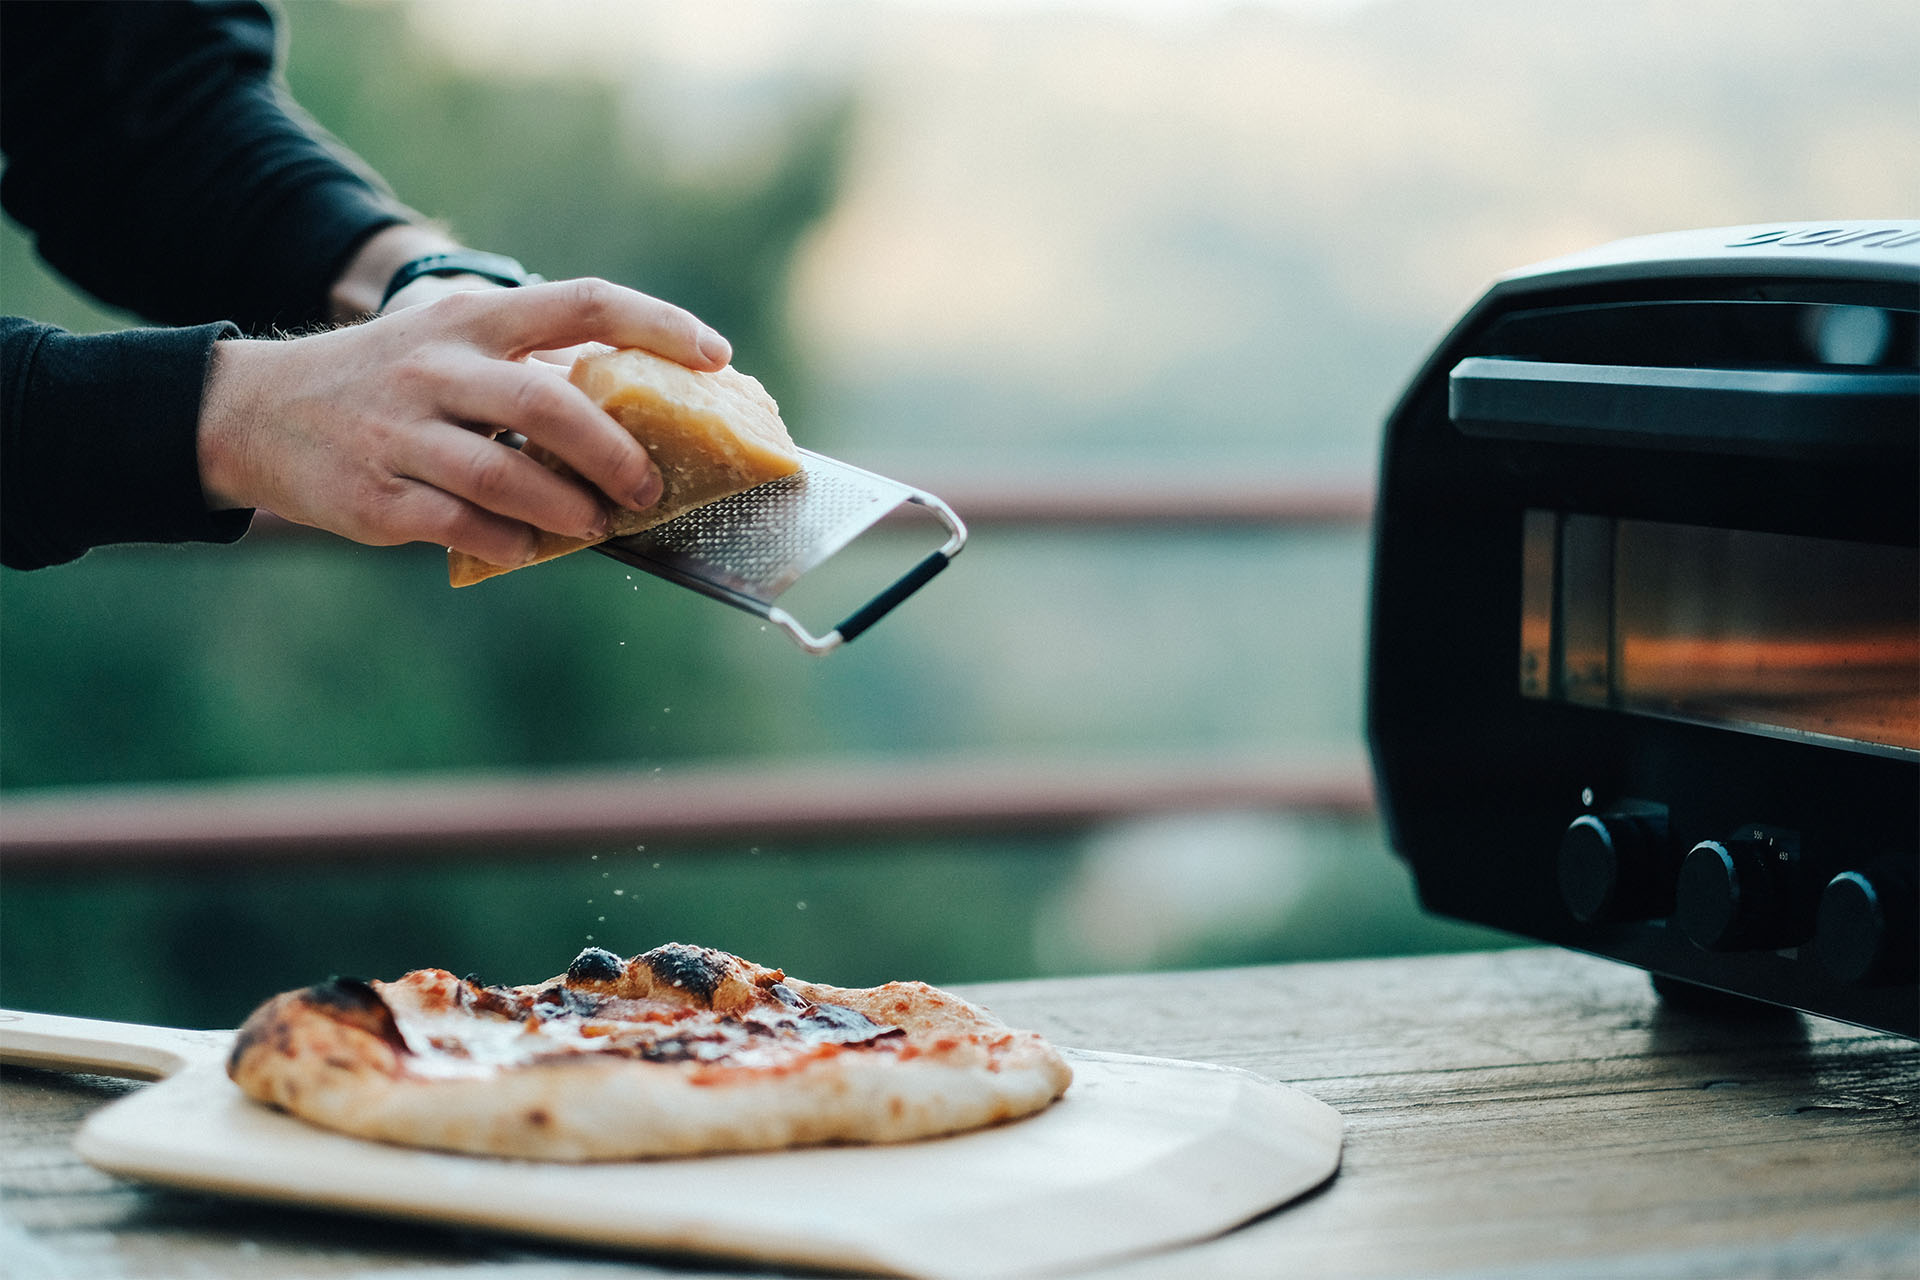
[1368,223,1919,1036]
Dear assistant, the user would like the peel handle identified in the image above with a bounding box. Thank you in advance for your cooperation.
[0,1009,226,1081]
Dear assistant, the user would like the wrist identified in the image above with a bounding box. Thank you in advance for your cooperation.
[198,338,270,512]
[379,250,542,311]
[329,224,461,321]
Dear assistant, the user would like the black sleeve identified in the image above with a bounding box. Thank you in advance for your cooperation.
[0,0,414,334]
[2,317,252,570]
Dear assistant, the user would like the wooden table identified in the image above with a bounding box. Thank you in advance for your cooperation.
[4,948,1916,1278]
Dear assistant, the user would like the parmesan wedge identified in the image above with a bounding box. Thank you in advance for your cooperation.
[449,348,801,587]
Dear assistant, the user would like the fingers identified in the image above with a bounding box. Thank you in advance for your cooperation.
[371,478,541,570]
[443,278,731,371]
[204,278,731,569]
[436,356,663,512]
[397,423,612,546]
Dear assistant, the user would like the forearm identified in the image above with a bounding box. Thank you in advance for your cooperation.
[0,318,252,570]
[0,0,412,332]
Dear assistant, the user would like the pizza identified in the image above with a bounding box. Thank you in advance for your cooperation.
[226,942,1073,1161]
[449,346,803,587]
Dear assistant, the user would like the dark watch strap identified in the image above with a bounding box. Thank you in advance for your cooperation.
[379,250,543,309]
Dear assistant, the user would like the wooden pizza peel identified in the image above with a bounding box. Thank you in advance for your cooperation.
[0,1009,1343,1278]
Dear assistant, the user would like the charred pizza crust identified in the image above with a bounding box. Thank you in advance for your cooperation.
[227,942,1072,1161]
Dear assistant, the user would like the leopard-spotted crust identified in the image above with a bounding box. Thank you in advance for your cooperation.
[227,942,1072,1161]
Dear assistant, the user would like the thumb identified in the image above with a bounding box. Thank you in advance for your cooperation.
[452,279,731,371]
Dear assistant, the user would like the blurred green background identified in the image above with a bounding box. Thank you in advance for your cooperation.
[4,0,1915,1027]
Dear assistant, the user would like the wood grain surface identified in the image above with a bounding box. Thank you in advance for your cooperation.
[4,947,1916,1279]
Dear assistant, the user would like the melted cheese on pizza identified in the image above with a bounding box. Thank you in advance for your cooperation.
[375,963,907,1080]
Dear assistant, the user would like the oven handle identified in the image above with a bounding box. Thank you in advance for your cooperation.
[1449,357,1918,460]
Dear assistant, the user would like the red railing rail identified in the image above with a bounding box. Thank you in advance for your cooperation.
[3,475,1378,867]
[896,473,1375,527]
[0,751,1375,867]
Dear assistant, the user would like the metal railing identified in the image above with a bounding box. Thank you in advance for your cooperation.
[1,476,1377,867]
[0,750,1376,868]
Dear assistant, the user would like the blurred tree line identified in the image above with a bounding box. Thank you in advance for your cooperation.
[277,2,851,432]
[0,3,1501,1023]
[2,3,1172,1027]
[1,0,858,791]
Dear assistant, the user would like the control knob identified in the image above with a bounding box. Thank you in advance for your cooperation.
[1675,834,1805,951]
[1814,859,1918,986]
[1558,812,1664,923]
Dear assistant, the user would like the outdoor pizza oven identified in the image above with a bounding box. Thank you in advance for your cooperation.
[1367,221,1920,1037]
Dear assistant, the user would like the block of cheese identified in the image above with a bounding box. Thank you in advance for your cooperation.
[449,348,802,587]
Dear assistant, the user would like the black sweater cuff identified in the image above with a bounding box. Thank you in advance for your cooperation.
[2,318,254,570]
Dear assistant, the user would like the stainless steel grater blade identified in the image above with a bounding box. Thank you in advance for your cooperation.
[593,449,966,654]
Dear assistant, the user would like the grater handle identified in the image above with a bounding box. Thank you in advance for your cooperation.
[762,489,968,654]
[834,550,953,645]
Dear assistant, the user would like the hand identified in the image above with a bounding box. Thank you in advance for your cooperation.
[197,278,733,569]
[346,226,600,371]
[380,270,598,375]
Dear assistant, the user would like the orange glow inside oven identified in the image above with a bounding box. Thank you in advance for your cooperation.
[1520,511,1920,757]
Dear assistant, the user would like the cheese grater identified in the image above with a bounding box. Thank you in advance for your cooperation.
[593,450,966,654]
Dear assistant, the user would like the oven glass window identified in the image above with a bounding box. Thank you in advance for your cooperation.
[1520,511,1919,759]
